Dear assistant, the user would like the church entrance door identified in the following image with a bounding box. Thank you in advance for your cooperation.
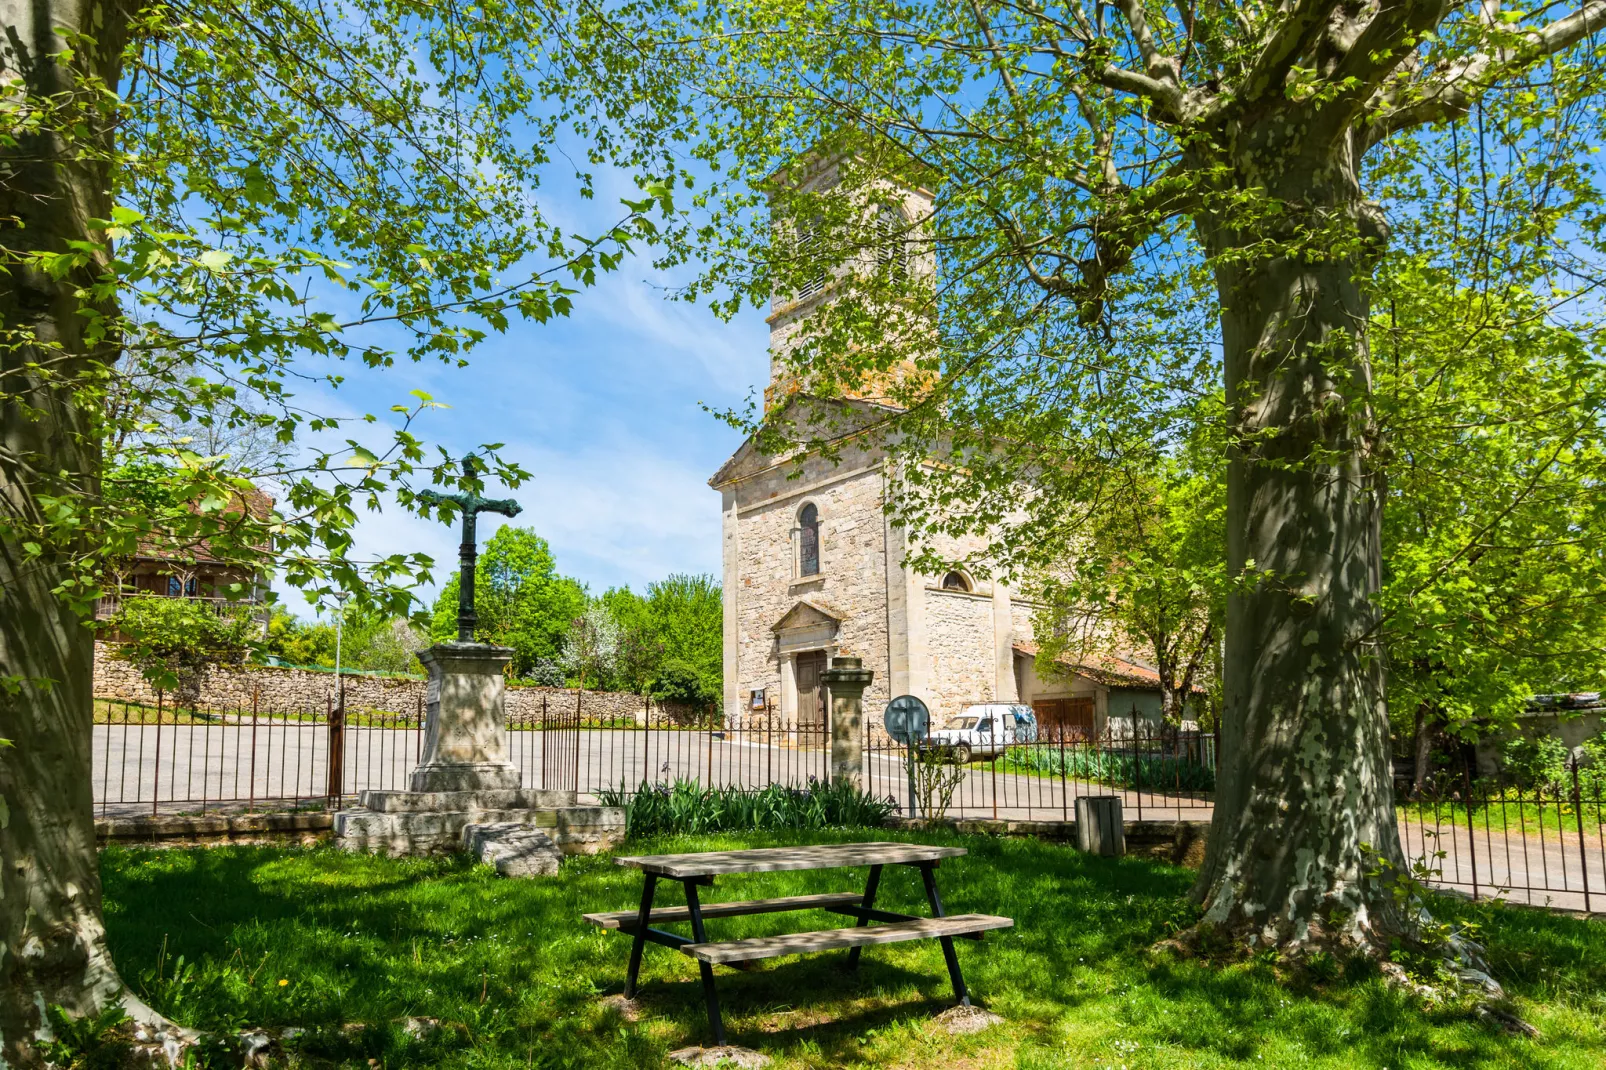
[795,650,829,736]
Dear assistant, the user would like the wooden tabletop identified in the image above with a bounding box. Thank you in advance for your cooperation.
[615,841,967,878]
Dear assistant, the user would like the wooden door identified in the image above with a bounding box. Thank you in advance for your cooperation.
[1034,696,1095,741]
[795,651,828,733]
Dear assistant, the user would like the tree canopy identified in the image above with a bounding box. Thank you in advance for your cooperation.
[664,0,1606,958]
[429,526,588,677]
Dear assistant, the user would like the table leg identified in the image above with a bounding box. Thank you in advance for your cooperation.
[682,878,726,1046]
[624,872,657,1000]
[844,864,883,972]
[919,862,970,1006]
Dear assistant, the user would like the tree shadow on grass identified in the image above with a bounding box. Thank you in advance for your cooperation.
[99,832,1606,1068]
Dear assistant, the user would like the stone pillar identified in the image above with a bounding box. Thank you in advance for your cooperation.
[822,656,874,790]
[410,643,521,792]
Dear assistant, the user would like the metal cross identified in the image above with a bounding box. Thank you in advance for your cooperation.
[417,456,522,642]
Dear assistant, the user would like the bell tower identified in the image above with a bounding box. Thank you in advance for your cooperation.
[763,157,935,411]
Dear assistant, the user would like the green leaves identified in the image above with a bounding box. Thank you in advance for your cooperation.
[3,0,703,629]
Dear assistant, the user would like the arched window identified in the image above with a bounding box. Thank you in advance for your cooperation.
[799,503,821,577]
[941,570,971,593]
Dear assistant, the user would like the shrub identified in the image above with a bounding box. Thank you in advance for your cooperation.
[105,595,255,701]
[598,778,897,838]
[1004,744,1216,793]
[647,662,715,708]
[910,744,965,821]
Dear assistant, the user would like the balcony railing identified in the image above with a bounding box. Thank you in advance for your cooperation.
[95,593,266,620]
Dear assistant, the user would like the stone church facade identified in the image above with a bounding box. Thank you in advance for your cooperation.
[709,167,1170,737]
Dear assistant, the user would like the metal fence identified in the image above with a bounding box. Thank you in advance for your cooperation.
[92,693,1603,913]
[1397,758,1604,913]
[91,696,1215,822]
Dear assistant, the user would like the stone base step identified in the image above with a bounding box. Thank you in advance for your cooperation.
[465,823,563,877]
[359,788,585,813]
[334,805,624,856]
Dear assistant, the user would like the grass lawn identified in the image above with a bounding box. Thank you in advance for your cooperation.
[1398,797,1605,839]
[101,830,1606,1068]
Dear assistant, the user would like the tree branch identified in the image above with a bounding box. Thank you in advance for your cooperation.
[1223,0,1342,112]
[1364,1,1606,147]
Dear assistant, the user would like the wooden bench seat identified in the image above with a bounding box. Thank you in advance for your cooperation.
[680,913,1014,964]
[582,892,866,930]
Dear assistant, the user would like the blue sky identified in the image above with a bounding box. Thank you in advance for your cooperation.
[281,174,771,616]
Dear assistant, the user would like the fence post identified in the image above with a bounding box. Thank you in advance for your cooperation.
[151,690,163,817]
[248,688,259,814]
[1133,722,1143,824]
[1573,757,1593,915]
[642,694,651,788]
[326,688,347,807]
[820,657,873,792]
[1059,728,1068,823]
[540,693,549,790]
[1462,755,1480,901]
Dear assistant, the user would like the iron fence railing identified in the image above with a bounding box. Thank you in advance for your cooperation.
[91,694,1604,913]
[92,697,1213,820]
[1396,757,1604,912]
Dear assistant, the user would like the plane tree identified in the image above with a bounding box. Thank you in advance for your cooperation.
[0,0,691,1060]
[677,0,1606,961]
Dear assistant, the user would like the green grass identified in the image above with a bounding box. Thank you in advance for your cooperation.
[1399,793,1606,839]
[93,698,223,725]
[101,830,1606,1068]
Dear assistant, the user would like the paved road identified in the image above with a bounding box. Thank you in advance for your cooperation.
[93,723,1602,911]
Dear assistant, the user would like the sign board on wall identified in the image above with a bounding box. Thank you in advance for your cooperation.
[749,688,767,710]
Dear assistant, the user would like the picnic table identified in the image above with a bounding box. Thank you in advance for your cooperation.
[582,842,1013,1045]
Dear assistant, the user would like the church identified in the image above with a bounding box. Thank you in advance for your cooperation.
[708,167,1173,740]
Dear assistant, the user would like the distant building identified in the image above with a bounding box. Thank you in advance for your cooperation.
[97,485,274,626]
[709,161,1176,738]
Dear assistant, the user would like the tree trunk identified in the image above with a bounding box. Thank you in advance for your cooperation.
[1189,151,1409,952]
[0,1,177,1063]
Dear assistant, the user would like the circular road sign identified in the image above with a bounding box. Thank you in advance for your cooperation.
[883,695,930,746]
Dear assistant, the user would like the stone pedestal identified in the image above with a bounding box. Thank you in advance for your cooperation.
[334,641,625,863]
[822,656,874,790]
[410,642,520,792]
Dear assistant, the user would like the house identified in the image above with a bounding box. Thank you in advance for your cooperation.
[709,161,1179,739]
[97,484,274,625]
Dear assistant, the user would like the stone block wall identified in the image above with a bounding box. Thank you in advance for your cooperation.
[92,641,699,725]
[923,588,998,722]
[729,442,895,725]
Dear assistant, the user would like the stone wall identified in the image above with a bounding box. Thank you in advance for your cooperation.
[923,587,998,722]
[728,441,896,725]
[92,641,700,725]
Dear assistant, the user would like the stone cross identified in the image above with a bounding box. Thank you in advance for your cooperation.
[417,456,522,642]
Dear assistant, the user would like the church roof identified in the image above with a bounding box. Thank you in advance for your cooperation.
[1014,643,1201,692]
[708,394,901,489]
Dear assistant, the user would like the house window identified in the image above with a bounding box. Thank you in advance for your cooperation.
[167,576,197,597]
[799,503,821,577]
[941,571,971,592]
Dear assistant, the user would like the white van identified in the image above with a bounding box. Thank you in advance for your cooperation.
[927,703,1039,763]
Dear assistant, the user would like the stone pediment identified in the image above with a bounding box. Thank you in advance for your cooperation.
[707,395,901,489]
[771,599,845,634]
